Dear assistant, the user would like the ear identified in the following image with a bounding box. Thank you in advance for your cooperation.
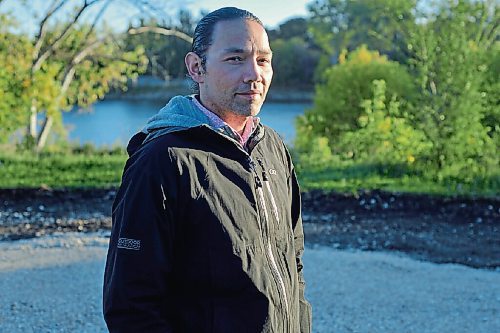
[185,52,205,83]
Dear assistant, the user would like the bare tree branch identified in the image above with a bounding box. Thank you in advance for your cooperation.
[59,39,105,97]
[33,0,66,60]
[60,66,77,98]
[32,0,103,72]
[81,0,112,44]
[36,116,54,151]
[128,26,193,43]
[89,54,143,65]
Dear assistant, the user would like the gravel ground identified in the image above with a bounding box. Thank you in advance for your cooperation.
[0,232,499,333]
[1,189,499,268]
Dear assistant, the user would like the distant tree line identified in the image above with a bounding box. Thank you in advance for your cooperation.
[123,14,321,89]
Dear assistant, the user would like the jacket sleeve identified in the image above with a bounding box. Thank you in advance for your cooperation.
[103,152,177,332]
[290,167,313,333]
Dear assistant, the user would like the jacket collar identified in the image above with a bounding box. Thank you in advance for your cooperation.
[126,95,265,156]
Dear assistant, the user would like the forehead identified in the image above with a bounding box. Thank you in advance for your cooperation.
[209,19,271,53]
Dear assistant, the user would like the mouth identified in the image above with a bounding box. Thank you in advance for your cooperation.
[235,91,262,100]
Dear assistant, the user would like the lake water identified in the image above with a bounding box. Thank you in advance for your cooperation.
[62,99,310,147]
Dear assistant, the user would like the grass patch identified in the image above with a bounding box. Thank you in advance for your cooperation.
[0,147,127,188]
[1,147,498,197]
[297,164,500,198]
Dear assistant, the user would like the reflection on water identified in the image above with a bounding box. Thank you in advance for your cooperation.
[63,99,310,147]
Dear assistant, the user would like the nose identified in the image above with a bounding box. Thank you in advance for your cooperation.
[243,58,262,83]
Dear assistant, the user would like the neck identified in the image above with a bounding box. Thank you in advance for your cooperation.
[219,112,248,134]
[196,96,249,134]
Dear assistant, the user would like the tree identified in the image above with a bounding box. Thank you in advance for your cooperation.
[258,17,320,89]
[0,0,148,150]
[270,37,320,89]
[0,14,32,142]
[125,9,195,80]
[407,0,498,182]
[308,0,416,73]
[268,17,310,41]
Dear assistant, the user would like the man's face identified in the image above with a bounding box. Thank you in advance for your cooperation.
[199,19,273,118]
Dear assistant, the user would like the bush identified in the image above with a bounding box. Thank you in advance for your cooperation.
[296,45,416,152]
[339,80,432,173]
[295,136,338,172]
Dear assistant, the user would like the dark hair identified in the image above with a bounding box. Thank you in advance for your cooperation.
[188,7,264,92]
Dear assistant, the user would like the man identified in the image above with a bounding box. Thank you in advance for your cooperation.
[103,7,312,333]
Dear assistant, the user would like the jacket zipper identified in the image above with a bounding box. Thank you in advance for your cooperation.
[196,125,291,329]
[249,157,290,331]
[257,158,280,226]
[206,126,291,330]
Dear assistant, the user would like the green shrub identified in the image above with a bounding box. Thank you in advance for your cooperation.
[296,45,416,152]
[407,1,499,185]
[295,136,338,172]
[339,80,432,173]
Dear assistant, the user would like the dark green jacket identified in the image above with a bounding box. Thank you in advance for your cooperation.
[103,96,312,332]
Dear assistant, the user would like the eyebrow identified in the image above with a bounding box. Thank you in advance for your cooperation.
[222,47,273,56]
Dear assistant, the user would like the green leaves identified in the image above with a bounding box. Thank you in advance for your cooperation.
[308,0,416,61]
[270,37,320,88]
[296,45,415,147]
[297,0,499,193]
[0,7,148,149]
[0,24,31,142]
[408,0,499,183]
[339,79,431,168]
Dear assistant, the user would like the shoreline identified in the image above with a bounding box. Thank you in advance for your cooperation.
[105,77,314,103]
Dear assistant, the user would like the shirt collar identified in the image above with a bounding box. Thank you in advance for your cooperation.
[191,95,259,147]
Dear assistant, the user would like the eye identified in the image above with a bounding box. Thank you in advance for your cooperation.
[226,56,243,62]
[258,57,271,65]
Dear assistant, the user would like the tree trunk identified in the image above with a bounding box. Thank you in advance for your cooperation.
[29,103,38,139]
[36,115,53,151]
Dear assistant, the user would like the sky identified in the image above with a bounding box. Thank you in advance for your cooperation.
[180,0,311,28]
[1,0,313,35]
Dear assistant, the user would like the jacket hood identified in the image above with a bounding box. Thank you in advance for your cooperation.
[126,95,210,156]
[126,94,266,157]
[143,95,210,136]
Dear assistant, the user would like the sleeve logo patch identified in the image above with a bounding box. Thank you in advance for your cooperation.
[117,238,141,251]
